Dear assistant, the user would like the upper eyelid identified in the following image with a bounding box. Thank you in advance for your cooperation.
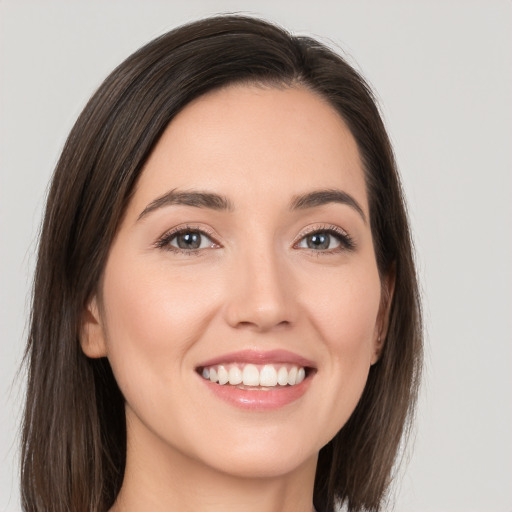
[294,224,350,240]
[165,224,216,236]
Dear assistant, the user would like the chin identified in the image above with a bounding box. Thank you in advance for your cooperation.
[188,425,323,479]
[208,447,315,480]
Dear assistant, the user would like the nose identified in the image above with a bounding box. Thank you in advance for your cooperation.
[223,247,297,332]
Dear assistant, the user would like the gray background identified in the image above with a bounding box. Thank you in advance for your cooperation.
[1,1,511,510]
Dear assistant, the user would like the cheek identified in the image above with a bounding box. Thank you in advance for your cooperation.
[300,262,381,440]
[305,263,381,356]
[99,253,222,400]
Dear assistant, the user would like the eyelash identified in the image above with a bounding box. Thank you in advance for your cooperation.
[154,224,355,255]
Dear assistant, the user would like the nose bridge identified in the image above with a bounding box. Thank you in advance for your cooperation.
[224,237,295,331]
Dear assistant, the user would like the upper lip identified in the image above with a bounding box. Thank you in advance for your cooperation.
[197,349,316,369]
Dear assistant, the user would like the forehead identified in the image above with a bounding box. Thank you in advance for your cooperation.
[132,84,367,214]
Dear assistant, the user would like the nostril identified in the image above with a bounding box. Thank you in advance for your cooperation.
[223,272,297,331]
[232,320,292,332]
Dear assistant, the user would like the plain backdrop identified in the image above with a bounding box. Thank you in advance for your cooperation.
[1,1,511,511]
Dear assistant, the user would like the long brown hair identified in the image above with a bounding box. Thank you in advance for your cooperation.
[21,15,422,512]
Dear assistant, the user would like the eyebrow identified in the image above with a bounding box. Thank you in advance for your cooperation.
[137,189,233,220]
[290,189,367,223]
[138,187,366,223]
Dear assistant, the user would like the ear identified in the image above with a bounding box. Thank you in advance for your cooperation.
[80,296,108,358]
[371,265,396,365]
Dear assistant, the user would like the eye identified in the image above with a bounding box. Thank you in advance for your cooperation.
[156,227,219,253]
[171,230,210,250]
[295,227,354,252]
[297,231,340,250]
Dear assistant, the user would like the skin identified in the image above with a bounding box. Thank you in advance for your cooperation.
[81,84,391,512]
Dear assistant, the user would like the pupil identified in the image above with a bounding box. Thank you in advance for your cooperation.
[177,232,201,249]
[308,233,329,250]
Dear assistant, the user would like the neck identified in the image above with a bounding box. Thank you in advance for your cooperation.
[110,418,318,512]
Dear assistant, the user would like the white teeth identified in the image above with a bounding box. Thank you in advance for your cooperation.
[201,363,308,387]
[277,366,289,386]
[287,366,298,385]
[259,365,278,387]
[217,365,229,385]
[242,364,260,386]
[228,366,243,385]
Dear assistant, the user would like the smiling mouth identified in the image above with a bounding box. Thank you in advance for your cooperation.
[197,363,314,389]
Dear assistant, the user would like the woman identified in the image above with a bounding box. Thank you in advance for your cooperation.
[21,14,422,512]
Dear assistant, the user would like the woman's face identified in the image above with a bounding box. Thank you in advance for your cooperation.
[83,84,387,479]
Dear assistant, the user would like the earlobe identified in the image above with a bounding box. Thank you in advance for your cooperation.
[371,265,396,365]
[371,334,384,365]
[80,297,108,358]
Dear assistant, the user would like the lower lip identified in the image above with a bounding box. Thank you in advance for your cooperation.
[199,375,313,411]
